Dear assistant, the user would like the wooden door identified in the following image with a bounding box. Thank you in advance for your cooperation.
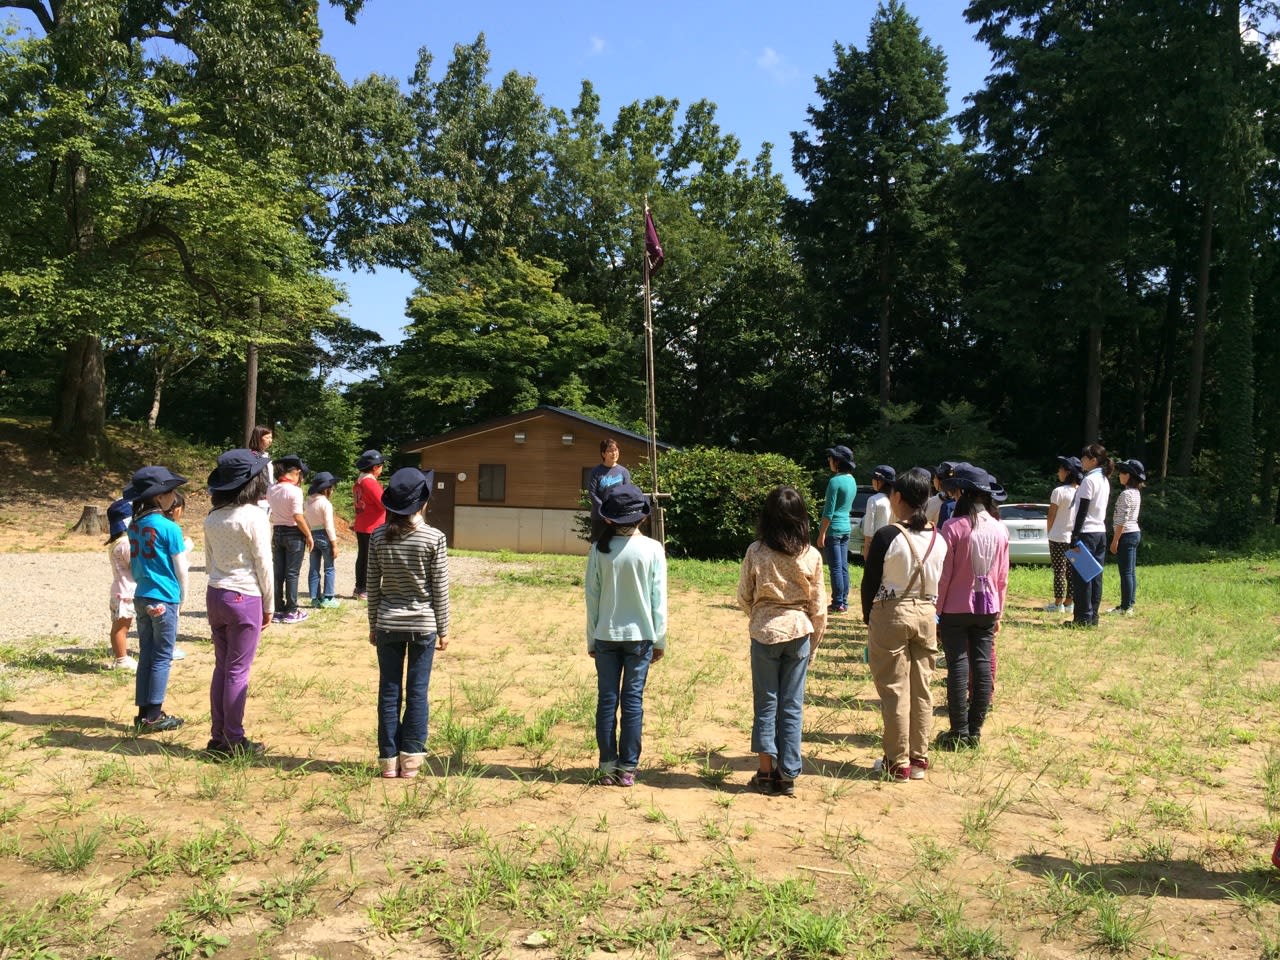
[428,471,456,547]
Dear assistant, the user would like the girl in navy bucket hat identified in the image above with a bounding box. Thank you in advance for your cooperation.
[1108,460,1145,616]
[105,499,138,673]
[367,468,450,779]
[124,465,189,733]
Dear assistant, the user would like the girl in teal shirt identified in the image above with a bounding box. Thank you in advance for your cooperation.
[816,445,857,613]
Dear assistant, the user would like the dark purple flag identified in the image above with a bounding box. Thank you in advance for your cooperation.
[645,209,664,274]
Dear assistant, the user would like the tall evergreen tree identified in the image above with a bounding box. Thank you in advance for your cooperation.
[790,0,961,427]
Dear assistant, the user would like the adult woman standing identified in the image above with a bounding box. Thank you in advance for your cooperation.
[1108,459,1144,616]
[367,468,450,778]
[587,438,633,544]
[816,445,856,613]
[861,467,947,781]
[204,450,274,757]
[1043,456,1082,614]
[936,465,1010,750]
[1066,443,1113,627]
[353,450,386,601]
[248,425,275,510]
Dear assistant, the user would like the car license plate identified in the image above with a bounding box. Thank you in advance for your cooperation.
[1018,529,1040,540]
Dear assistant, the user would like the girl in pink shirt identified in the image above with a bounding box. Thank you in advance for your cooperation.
[936,464,1010,751]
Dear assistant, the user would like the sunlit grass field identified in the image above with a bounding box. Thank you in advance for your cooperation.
[1,550,1279,959]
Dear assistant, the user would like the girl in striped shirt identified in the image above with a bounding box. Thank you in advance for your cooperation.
[1108,460,1144,616]
[368,468,450,779]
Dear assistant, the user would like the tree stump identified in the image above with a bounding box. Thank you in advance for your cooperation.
[71,504,104,535]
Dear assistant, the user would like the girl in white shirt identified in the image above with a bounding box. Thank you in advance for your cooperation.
[861,467,947,782]
[1066,443,1113,627]
[305,472,341,608]
[1044,456,1082,613]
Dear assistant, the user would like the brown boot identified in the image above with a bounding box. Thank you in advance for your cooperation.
[398,752,425,779]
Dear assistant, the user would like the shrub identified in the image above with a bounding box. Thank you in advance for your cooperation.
[656,446,814,559]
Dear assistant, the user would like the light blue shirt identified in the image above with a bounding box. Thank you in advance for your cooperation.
[585,534,668,651]
[128,512,186,604]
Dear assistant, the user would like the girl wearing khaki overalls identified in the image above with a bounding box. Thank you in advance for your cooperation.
[860,467,948,782]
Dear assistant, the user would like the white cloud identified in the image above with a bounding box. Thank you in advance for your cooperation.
[589,35,606,55]
[757,46,798,83]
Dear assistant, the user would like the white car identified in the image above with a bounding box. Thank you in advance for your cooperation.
[999,503,1051,564]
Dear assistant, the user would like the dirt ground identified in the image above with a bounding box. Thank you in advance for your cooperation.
[0,423,1278,958]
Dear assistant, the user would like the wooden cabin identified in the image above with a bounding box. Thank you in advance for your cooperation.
[400,406,670,555]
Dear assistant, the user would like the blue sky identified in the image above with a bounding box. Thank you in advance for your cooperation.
[316,1,995,351]
[4,2,994,354]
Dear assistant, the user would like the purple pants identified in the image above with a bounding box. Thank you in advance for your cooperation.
[207,587,263,746]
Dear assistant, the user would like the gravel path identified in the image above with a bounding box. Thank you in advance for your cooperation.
[0,550,497,646]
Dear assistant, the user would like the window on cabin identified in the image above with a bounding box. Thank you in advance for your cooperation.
[478,464,506,502]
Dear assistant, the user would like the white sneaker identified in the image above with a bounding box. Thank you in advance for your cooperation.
[1042,603,1064,613]
[112,655,138,673]
[171,647,187,661]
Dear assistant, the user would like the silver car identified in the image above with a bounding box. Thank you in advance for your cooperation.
[1000,503,1051,564]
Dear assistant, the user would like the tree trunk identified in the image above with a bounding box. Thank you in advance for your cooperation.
[51,148,107,458]
[1176,196,1213,475]
[146,365,166,431]
[53,334,107,460]
[71,504,104,535]
[878,254,892,415]
[1084,320,1102,443]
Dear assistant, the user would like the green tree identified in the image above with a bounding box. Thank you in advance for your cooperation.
[387,249,610,438]
[0,0,361,458]
[790,0,962,423]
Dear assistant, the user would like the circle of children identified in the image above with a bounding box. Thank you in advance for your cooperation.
[104,430,1144,788]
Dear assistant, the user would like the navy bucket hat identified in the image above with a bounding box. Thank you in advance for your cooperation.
[1116,459,1146,482]
[208,448,270,493]
[382,467,434,516]
[123,465,187,502]
[308,471,337,495]
[600,484,651,525]
[942,463,1008,502]
[107,498,132,539]
[355,449,384,471]
[825,445,856,470]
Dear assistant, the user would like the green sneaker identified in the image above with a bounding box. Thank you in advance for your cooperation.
[319,597,342,609]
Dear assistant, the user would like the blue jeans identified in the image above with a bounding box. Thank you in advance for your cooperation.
[750,635,811,780]
[376,632,436,759]
[134,597,179,714]
[308,531,336,601]
[273,526,306,614]
[1116,531,1141,611]
[1070,532,1107,624]
[593,640,653,771]
[823,534,850,607]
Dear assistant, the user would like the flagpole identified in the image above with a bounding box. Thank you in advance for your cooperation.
[642,199,664,544]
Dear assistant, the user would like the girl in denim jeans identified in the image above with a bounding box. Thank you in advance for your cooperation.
[737,486,826,796]
[585,484,667,787]
[368,468,450,779]
[1108,460,1144,615]
[124,465,189,733]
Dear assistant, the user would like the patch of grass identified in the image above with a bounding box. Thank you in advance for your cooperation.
[33,826,103,873]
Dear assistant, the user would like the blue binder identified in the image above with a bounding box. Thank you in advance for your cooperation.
[1066,542,1103,582]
